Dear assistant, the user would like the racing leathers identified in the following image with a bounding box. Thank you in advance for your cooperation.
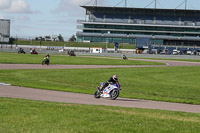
[100,77,119,92]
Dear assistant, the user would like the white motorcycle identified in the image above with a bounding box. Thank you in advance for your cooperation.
[94,82,122,100]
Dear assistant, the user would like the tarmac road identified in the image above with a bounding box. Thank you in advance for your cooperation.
[0,58,200,113]
[1,58,200,70]
[0,85,200,113]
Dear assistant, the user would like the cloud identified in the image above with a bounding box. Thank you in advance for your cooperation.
[0,0,12,9]
[0,0,35,14]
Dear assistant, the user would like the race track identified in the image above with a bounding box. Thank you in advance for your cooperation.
[1,58,200,69]
[0,85,200,113]
[0,58,200,113]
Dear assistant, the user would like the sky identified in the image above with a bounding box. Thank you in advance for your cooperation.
[1,0,200,40]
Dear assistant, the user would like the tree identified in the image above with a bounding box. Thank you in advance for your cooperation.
[68,35,76,42]
[9,37,16,44]
[58,34,64,42]
[36,36,45,41]
[45,35,51,41]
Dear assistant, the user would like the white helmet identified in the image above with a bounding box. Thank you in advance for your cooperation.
[112,75,118,81]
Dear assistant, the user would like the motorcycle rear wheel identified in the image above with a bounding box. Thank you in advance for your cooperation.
[110,89,119,100]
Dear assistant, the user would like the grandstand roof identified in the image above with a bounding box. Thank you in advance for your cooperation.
[81,6,200,16]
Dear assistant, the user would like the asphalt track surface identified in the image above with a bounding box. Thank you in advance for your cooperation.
[0,58,200,113]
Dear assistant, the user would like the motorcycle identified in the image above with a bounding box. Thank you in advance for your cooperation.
[68,50,76,56]
[122,55,128,60]
[30,49,38,55]
[94,82,122,100]
[42,57,50,65]
[18,49,26,54]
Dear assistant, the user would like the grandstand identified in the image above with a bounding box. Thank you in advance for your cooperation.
[77,1,200,53]
[0,19,10,43]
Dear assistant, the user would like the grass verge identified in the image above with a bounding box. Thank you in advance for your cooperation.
[128,57,200,62]
[0,52,164,65]
[0,98,200,133]
[0,67,200,104]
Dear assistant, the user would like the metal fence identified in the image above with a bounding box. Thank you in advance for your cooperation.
[1,44,200,60]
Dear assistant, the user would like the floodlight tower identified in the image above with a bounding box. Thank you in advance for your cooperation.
[155,0,157,9]
[125,0,127,7]
[185,0,187,10]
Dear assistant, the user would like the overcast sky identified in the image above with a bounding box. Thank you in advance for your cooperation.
[1,0,200,40]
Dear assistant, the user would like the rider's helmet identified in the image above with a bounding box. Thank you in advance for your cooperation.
[112,75,118,81]
[45,54,49,57]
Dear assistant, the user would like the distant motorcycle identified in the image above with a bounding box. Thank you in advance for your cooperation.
[30,49,38,55]
[122,54,128,60]
[42,57,50,65]
[68,50,76,56]
[18,49,26,54]
[94,82,122,100]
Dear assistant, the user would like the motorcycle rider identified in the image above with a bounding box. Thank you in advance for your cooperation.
[122,54,127,60]
[44,54,50,63]
[18,47,25,54]
[19,47,24,52]
[99,75,119,92]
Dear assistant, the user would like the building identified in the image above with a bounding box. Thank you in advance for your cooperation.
[77,5,200,52]
[90,47,107,53]
[0,19,10,43]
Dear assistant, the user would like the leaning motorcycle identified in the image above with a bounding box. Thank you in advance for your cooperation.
[18,49,26,54]
[94,82,122,100]
[42,57,50,65]
[122,55,128,60]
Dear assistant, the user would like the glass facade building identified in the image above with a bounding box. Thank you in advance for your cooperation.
[77,6,200,47]
[0,19,10,43]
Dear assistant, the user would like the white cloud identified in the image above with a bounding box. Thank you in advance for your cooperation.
[0,0,11,9]
[0,0,34,14]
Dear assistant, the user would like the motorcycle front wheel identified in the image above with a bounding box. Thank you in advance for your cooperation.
[110,89,119,100]
[94,90,100,99]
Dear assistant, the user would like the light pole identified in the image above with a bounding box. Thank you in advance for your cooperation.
[29,36,32,46]
[185,0,187,10]
[0,34,2,49]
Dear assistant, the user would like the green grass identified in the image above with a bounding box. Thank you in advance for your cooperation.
[0,52,164,65]
[13,40,136,49]
[0,98,200,133]
[0,67,200,104]
[129,57,200,62]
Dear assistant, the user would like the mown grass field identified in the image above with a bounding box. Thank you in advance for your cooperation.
[0,67,200,104]
[0,52,200,104]
[1,52,200,132]
[0,98,200,133]
[0,52,164,65]
[128,57,200,62]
